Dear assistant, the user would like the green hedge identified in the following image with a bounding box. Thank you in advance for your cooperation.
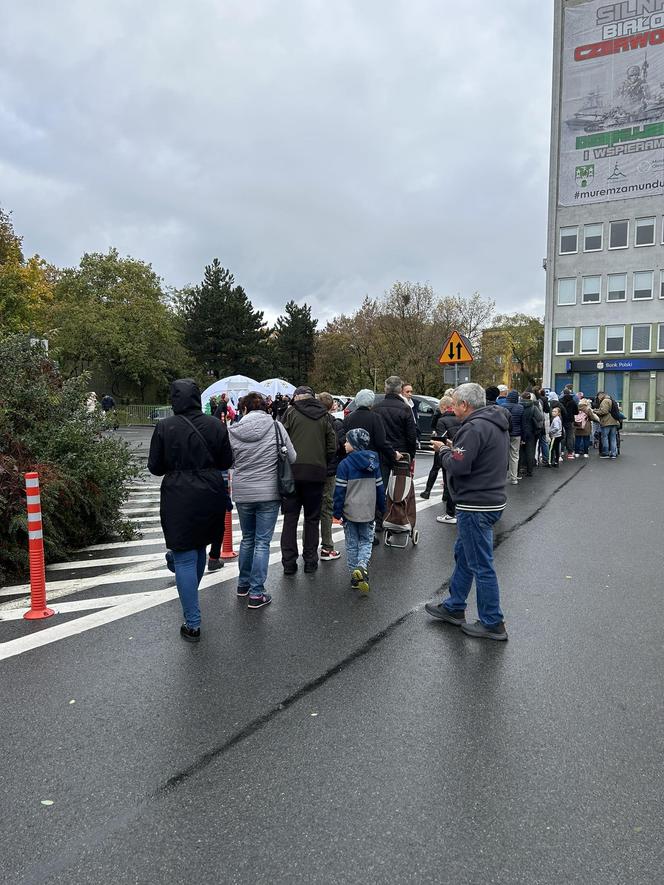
[0,336,139,585]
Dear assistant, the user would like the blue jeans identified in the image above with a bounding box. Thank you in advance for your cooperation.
[601,425,618,457]
[172,548,206,628]
[575,435,590,455]
[443,510,504,627]
[538,433,549,462]
[236,500,281,597]
[344,520,374,572]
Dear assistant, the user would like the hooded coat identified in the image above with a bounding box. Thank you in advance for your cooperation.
[438,405,510,511]
[333,449,386,522]
[500,391,523,438]
[229,411,296,502]
[282,396,337,483]
[520,397,544,441]
[559,393,578,425]
[148,379,233,550]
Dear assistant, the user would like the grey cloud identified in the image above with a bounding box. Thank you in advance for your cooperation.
[1,0,553,321]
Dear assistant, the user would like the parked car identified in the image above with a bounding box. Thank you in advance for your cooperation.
[343,394,441,450]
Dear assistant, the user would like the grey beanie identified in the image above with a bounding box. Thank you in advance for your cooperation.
[346,428,370,450]
[355,389,375,408]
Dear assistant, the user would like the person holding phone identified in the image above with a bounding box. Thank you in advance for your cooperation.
[421,397,461,525]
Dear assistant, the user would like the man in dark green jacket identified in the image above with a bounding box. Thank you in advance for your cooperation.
[281,386,337,574]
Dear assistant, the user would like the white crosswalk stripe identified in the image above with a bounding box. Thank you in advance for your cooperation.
[0,472,443,658]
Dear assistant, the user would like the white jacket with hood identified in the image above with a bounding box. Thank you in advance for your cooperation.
[229,410,296,503]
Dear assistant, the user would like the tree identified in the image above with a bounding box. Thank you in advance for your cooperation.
[493,313,544,388]
[0,335,137,583]
[0,206,56,336]
[271,301,318,385]
[311,284,495,396]
[50,249,187,400]
[177,259,270,380]
[474,314,544,389]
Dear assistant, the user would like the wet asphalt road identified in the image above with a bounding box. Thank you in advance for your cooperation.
[1,432,663,884]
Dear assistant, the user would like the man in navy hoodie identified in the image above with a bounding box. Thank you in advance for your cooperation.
[426,383,510,640]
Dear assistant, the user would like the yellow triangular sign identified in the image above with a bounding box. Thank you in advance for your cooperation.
[438,330,474,365]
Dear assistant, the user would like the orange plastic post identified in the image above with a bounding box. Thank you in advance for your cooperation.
[23,472,55,620]
[220,508,237,559]
[220,470,238,560]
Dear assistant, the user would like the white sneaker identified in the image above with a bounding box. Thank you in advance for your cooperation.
[583,453,589,458]
[436,515,457,524]
[574,453,580,458]
[509,479,519,485]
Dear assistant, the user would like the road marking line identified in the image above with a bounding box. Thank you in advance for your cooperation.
[0,496,439,659]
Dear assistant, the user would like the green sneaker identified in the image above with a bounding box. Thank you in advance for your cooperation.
[351,566,370,594]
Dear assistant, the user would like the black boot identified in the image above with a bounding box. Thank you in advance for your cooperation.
[419,487,432,499]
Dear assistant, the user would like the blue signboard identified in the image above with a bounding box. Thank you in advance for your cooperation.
[567,358,664,372]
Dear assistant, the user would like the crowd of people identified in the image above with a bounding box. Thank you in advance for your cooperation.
[148,375,625,646]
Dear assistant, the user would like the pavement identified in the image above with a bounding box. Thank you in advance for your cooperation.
[1,429,663,884]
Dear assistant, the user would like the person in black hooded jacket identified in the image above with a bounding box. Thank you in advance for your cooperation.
[148,379,233,642]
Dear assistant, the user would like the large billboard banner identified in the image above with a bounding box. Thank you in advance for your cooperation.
[560,0,664,206]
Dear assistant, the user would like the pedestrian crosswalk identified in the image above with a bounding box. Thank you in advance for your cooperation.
[0,473,442,659]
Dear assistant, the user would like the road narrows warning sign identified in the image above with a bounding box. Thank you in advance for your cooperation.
[438,330,474,365]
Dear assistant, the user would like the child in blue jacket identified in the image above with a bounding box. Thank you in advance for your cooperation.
[333,428,385,593]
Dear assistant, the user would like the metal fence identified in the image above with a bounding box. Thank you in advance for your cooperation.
[115,405,172,426]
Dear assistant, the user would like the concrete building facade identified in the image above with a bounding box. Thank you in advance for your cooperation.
[544,0,664,430]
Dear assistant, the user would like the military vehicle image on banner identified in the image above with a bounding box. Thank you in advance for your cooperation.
[560,0,664,206]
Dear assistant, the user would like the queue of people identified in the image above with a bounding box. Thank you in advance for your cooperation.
[148,375,624,646]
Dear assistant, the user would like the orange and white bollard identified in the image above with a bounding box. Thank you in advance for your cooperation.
[220,470,238,560]
[23,472,55,620]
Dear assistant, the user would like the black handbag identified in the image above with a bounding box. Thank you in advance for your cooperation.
[274,422,295,497]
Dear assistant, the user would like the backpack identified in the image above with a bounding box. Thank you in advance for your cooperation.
[609,399,621,421]
[574,412,587,429]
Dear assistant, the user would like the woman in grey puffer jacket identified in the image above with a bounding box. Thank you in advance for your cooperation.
[229,392,296,609]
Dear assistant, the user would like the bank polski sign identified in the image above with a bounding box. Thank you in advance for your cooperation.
[560,0,664,207]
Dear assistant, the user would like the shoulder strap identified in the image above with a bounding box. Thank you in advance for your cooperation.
[178,414,215,466]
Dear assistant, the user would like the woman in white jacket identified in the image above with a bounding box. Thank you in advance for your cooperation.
[229,392,296,609]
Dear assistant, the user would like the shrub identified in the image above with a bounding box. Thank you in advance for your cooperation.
[0,335,139,584]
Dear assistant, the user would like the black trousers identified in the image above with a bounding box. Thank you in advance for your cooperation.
[280,481,324,566]
[519,438,536,476]
[425,460,440,493]
[208,520,226,559]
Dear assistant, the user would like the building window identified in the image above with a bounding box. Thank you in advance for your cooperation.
[557,278,576,305]
[609,219,629,249]
[559,226,578,254]
[605,325,625,354]
[580,327,599,353]
[583,223,603,251]
[607,273,626,301]
[582,275,601,303]
[660,271,664,299]
[658,324,664,352]
[631,324,651,353]
[633,270,654,300]
[635,216,655,246]
[555,328,575,355]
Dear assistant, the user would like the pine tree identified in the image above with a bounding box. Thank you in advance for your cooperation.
[272,301,318,385]
[179,259,269,379]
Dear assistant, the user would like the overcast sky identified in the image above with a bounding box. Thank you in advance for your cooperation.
[1,1,554,325]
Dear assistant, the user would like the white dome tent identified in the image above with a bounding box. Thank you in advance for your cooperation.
[260,378,296,398]
[201,375,270,409]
